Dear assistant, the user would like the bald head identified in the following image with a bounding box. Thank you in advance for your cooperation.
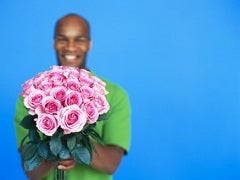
[54,13,90,39]
[53,13,91,68]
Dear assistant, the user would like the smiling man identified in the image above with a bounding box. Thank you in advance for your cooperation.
[54,15,91,68]
[14,13,131,180]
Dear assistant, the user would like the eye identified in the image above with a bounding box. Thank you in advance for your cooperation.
[75,37,89,44]
[55,37,67,44]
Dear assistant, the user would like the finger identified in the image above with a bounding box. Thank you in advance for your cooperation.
[58,164,75,170]
[59,159,75,166]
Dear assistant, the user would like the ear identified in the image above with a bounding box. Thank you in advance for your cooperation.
[53,39,56,50]
[88,40,92,51]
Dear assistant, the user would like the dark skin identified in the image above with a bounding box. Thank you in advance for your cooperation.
[24,14,124,179]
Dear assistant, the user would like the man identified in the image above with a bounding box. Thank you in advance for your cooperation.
[14,13,131,180]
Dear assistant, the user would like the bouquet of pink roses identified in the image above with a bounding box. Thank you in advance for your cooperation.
[20,65,110,178]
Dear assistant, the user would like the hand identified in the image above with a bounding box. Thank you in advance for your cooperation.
[57,158,76,170]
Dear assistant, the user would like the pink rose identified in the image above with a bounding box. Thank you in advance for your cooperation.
[80,86,95,100]
[65,79,80,91]
[41,96,62,114]
[36,113,59,136]
[83,101,99,124]
[24,90,46,115]
[21,78,34,97]
[79,69,91,78]
[37,79,53,95]
[63,66,80,79]
[50,86,67,102]
[50,72,66,86]
[32,72,49,87]
[50,65,61,71]
[92,76,106,87]
[79,74,94,87]
[94,94,110,114]
[59,105,87,134]
[65,90,83,106]
[92,80,108,95]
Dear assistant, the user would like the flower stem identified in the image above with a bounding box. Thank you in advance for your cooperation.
[54,168,66,180]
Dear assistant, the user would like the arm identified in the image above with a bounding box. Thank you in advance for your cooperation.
[24,159,56,180]
[90,142,124,174]
[54,142,124,174]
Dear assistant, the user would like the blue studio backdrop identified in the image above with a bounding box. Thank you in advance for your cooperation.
[1,0,240,179]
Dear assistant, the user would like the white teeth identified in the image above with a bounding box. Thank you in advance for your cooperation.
[65,55,76,60]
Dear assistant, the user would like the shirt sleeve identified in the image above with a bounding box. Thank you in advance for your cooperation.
[14,97,29,148]
[102,84,131,154]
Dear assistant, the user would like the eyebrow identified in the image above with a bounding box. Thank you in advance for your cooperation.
[55,34,90,39]
[55,34,66,37]
[54,34,66,39]
[76,35,90,39]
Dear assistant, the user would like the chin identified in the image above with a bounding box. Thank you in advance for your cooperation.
[59,60,77,67]
[58,58,85,68]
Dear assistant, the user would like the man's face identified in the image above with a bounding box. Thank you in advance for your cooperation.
[54,17,91,68]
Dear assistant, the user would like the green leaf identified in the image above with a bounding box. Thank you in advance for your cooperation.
[22,143,37,161]
[29,129,40,142]
[98,113,108,121]
[89,130,104,145]
[90,140,98,153]
[49,133,62,156]
[23,153,42,171]
[76,133,83,141]
[67,135,76,151]
[20,134,29,148]
[59,145,71,160]
[82,136,92,152]
[84,123,95,130]
[47,152,58,162]
[37,142,49,159]
[20,114,37,129]
[82,124,96,135]
[71,143,91,165]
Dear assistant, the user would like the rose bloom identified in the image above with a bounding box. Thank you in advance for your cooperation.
[41,96,62,114]
[24,89,46,115]
[80,86,95,100]
[63,66,80,79]
[21,79,34,97]
[32,72,49,88]
[50,86,67,102]
[36,113,59,136]
[79,75,94,87]
[92,76,108,95]
[50,71,66,86]
[92,80,108,95]
[59,105,87,134]
[50,65,61,71]
[94,94,110,114]
[37,79,53,95]
[83,101,99,124]
[65,90,83,106]
[65,79,80,91]
[79,68,91,78]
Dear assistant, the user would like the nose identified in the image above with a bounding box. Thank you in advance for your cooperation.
[66,41,77,51]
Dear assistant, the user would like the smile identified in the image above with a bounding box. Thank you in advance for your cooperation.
[64,55,77,60]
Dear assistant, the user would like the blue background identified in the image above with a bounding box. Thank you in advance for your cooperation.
[1,0,240,179]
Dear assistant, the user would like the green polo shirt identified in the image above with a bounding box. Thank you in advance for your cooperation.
[14,75,131,180]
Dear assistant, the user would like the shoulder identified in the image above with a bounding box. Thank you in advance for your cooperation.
[95,74,128,98]
[91,72,130,107]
